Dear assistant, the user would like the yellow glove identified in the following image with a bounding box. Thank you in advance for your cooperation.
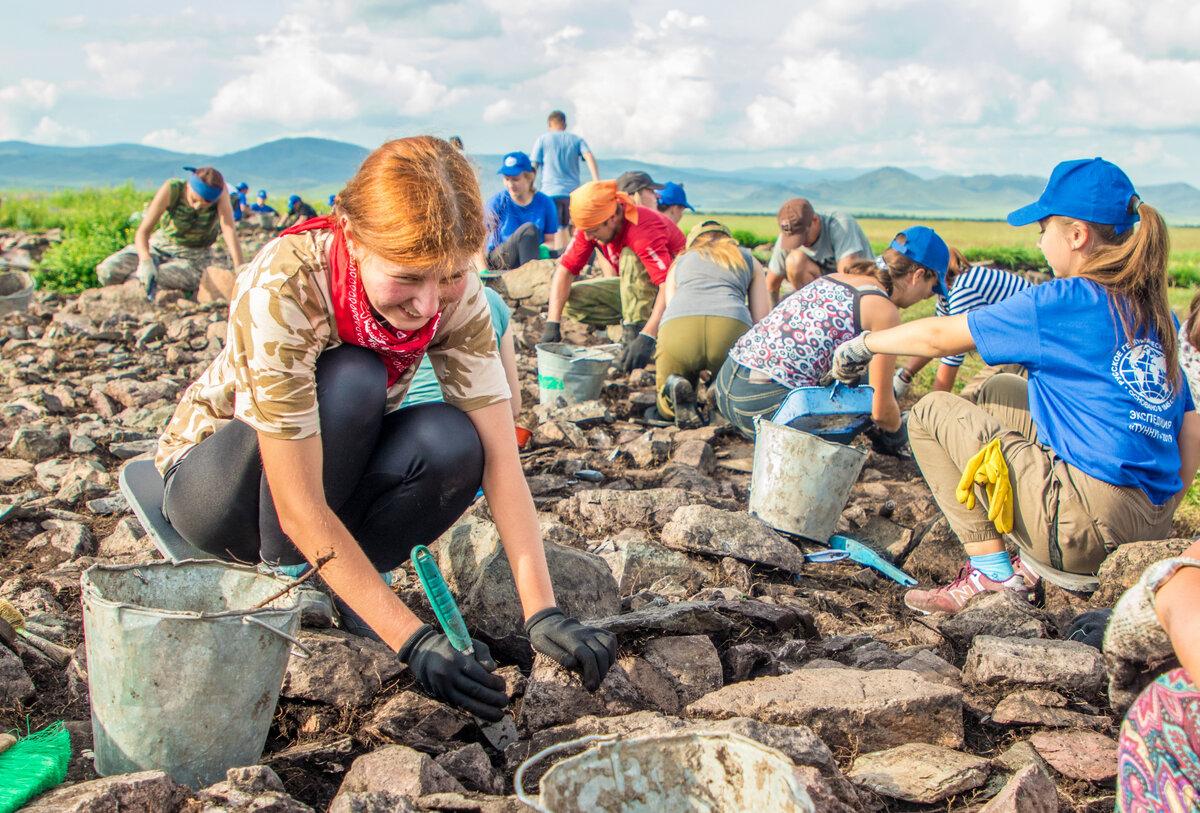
[955,438,1014,534]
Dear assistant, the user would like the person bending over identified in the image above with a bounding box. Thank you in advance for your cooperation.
[279,194,318,230]
[657,182,694,225]
[766,198,873,305]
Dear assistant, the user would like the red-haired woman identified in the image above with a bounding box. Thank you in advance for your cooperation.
[155,137,615,720]
[98,166,243,296]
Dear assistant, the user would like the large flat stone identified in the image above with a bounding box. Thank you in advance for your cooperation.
[991,689,1109,728]
[980,764,1059,813]
[848,743,989,803]
[640,635,723,707]
[1090,538,1194,606]
[23,770,193,812]
[937,589,1051,650]
[660,504,806,572]
[1030,729,1118,782]
[520,655,655,732]
[591,601,734,641]
[686,667,964,752]
[554,488,735,535]
[596,529,714,595]
[281,629,404,708]
[963,635,1105,697]
[335,745,465,799]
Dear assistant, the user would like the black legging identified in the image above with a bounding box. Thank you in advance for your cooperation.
[162,344,484,570]
[487,221,542,270]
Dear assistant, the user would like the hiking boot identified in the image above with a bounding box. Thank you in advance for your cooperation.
[257,561,334,628]
[903,565,1030,615]
[664,374,702,429]
[1011,553,1041,592]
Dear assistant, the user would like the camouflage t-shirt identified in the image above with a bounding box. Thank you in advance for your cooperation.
[155,230,509,474]
[159,179,221,248]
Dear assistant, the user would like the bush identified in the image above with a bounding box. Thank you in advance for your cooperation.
[730,228,775,248]
[1,187,151,293]
[961,245,1044,271]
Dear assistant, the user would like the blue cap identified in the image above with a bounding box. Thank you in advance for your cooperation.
[498,151,534,176]
[288,195,301,206]
[236,182,249,191]
[1007,157,1139,235]
[329,194,337,207]
[658,182,694,210]
[257,189,267,198]
[890,226,950,297]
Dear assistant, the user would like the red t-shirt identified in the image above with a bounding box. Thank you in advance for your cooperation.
[560,206,685,286]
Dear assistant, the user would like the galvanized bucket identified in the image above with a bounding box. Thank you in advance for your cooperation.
[81,560,307,788]
[535,342,619,405]
[0,270,35,316]
[516,732,816,813]
[749,417,868,542]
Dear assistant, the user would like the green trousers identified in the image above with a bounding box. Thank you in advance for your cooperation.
[563,248,658,326]
[655,315,750,418]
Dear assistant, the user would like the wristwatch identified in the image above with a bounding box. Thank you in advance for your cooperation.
[896,369,914,384]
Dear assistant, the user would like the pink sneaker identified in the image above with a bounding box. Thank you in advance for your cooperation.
[1010,553,1041,592]
[904,565,1031,615]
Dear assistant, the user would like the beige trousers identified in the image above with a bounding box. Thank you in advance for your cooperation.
[908,374,1179,575]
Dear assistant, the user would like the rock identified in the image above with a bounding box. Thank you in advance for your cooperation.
[992,739,1055,781]
[8,424,67,460]
[192,765,314,812]
[856,515,914,561]
[434,744,505,795]
[555,488,733,535]
[495,258,555,306]
[686,667,964,752]
[434,519,619,640]
[27,520,94,565]
[97,518,155,558]
[521,655,654,731]
[109,439,159,459]
[264,737,356,774]
[330,793,419,813]
[596,529,713,595]
[363,691,470,753]
[0,645,35,704]
[0,457,33,484]
[903,517,963,582]
[991,689,1109,728]
[1091,538,1194,606]
[86,494,129,515]
[281,629,404,708]
[69,434,97,454]
[536,400,612,427]
[640,635,723,707]
[894,648,962,687]
[22,770,193,812]
[104,378,172,409]
[624,429,673,467]
[592,600,734,640]
[1030,729,1119,782]
[336,745,466,799]
[660,505,806,572]
[714,598,812,635]
[979,764,1059,813]
[722,642,774,683]
[937,589,1052,650]
[963,635,1105,697]
[848,743,989,803]
[671,439,715,474]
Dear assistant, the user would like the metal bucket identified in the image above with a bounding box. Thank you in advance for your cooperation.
[749,417,868,542]
[517,732,815,813]
[536,342,619,405]
[0,270,35,316]
[81,560,306,788]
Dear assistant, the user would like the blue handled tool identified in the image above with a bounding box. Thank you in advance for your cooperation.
[828,534,918,586]
[410,545,518,749]
[804,549,850,564]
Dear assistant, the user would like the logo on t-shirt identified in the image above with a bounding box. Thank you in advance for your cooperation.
[1112,339,1174,411]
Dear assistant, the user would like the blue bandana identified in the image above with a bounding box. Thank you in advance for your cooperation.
[186,172,223,203]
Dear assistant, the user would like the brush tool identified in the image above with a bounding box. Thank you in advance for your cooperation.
[0,600,74,666]
[0,721,70,813]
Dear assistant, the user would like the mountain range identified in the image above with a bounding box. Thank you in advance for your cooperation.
[4,137,1200,224]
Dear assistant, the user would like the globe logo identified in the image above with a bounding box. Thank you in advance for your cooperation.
[1111,340,1173,411]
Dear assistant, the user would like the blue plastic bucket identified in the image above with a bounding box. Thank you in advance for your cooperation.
[771,383,874,444]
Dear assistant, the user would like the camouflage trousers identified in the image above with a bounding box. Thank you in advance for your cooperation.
[563,248,658,326]
[96,231,213,293]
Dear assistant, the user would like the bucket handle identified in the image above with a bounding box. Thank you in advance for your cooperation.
[242,614,312,659]
[514,733,619,812]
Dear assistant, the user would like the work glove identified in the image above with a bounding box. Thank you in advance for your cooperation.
[398,623,509,721]
[618,333,656,373]
[619,322,644,347]
[955,438,1014,534]
[525,607,618,692]
[866,418,909,458]
[540,321,562,344]
[1063,609,1111,650]
[136,256,158,300]
[828,332,874,386]
[893,369,912,398]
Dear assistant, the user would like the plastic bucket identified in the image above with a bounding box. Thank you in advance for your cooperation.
[771,383,874,444]
[749,418,868,542]
[536,342,619,406]
[0,270,35,316]
[81,560,305,788]
[517,732,815,813]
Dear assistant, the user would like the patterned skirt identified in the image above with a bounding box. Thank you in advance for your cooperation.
[1118,667,1200,812]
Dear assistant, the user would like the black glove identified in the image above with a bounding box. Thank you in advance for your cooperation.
[540,321,562,344]
[1063,609,1111,650]
[619,322,644,347]
[867,419,908,457]
[398,624,509,721]
[526,607,618,692]
[618,333,656,373]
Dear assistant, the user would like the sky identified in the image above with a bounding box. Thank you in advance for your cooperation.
[3,0,1200,186]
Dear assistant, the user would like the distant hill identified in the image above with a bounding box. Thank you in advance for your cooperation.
[4,138,1200,224]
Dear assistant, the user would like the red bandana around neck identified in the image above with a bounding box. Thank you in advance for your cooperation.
[280,216,441,386]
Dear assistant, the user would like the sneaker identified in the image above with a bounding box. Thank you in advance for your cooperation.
[664,374,702,429]
[1010,553,1041,592]
[903,565,1031,615]
[257,561,334,628]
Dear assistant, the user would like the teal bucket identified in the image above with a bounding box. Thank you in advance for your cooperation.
[81,560,305,788]
[536,342,619,406]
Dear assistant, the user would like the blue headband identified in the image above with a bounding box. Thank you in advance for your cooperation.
[187,173,223,203]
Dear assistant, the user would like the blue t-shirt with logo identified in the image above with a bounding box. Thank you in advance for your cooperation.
[530,131,591,197]
[968,277,1193,505]
[486,191,558,251]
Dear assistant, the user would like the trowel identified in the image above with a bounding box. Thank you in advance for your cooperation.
[411,545,519,750]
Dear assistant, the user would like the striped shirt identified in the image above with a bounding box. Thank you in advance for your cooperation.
[936,266,1033,367]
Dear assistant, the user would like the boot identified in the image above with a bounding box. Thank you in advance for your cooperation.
[664,374,702,429]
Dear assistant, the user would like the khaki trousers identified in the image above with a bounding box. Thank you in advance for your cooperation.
[562,248,658,326]
[908,374,1179,575]
[655,315,750,418]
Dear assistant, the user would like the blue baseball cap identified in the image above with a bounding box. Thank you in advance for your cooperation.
[329,194,337,207]
[1007,157,1139,234]
[257,189,267,198]
[498,151,534,176]
[658,182,694,210]
[236,182,249,191]
[288,194,301,206]
[890,226,950,297]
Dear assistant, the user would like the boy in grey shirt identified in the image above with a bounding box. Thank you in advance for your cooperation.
[766,197,873,303]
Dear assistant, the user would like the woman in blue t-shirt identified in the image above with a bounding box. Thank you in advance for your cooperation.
[830,157,1200,615]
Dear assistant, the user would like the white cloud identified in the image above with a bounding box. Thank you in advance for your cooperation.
[0,79,59,139]
[83,40,181,98]
[482,98,519,123]
[30,116,88,145]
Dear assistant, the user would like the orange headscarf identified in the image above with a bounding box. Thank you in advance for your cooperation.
[569,180,639,230]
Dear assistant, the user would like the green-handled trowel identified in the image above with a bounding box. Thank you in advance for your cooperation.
[411,545,519,750]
